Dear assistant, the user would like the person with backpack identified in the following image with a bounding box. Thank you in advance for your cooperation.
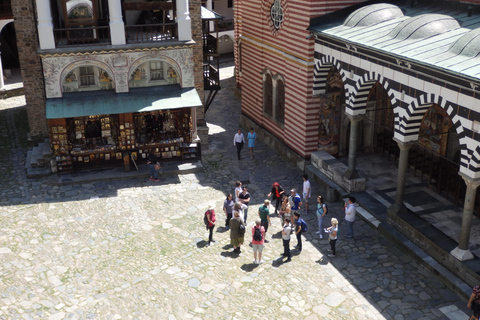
[281,218,292,262]
[293,212,307,253]
[316,195,328,239]
[258,199,271,242]
[252,219,265,264]
[205,205,216,246]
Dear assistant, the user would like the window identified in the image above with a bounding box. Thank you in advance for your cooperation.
[264,74,273,116]
[228,0,233,8]
[275,80,285,124]
[79,66,95,86]
[262,69,285,126]
[150,61,164,81]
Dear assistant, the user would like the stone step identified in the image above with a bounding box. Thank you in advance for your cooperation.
[25,150,33,170]
[30,143,44,168]
[42,138,52,159]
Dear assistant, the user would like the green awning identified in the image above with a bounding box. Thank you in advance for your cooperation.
[46,85,202,119]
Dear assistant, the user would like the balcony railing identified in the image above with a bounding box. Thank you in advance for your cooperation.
[53,26,111,47]
[218,19,234,32]
[0,2,13,19]
[204,64,220,90]
[125,23,177,43]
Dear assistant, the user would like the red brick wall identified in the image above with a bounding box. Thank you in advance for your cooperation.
[235,0,365,157]
[11,0,48,139]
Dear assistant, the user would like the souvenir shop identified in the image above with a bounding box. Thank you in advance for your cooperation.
[46,88,201,173]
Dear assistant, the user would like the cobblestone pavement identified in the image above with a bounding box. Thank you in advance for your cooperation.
[0,60,470,320]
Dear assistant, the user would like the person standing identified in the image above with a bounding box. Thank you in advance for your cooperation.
[267,182,285,215]
[234,180,242,202]
[344,196,356,240]
[325,218,338,258]
[468,284,480,320]
[290,188,302,217]
[233,129,245,160]
[146,153,160,181]
[247,128,257,159]
[234,201,245,224]
[258,199,271,242]
[252,219,265,264]
[223,194,234,230]
[281,218,292,262]
[293,212,303,253]
[302,174,311,214]
[316,195,328,239]
[238,185,251,224]
[230,211,245,254]
[279,195,291,225]
[205,205,216,246]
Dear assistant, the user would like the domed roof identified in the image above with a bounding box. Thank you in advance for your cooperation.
[388,14,460,40]
[448,28,480,57]
[343,3,404,27]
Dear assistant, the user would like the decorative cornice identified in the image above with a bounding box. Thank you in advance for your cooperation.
[39,45,194,58]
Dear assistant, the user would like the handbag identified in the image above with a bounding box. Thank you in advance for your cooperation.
[154,163,161,171]
[239,223,246,235]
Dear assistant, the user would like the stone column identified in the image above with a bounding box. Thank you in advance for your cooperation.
[344,114,361,179]
[36,0,56,49]
[387,139,413,215]
[177,0,192,41]
[451,175,480,261]
[108,0,126,45]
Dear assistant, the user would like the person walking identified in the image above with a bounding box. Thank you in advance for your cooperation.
[468,284,480,320]
[230,211,245,254]
[247,127,257,159]
[281,218,292,262]
[205,205,216,246]
[238,185,251,224]
[325,218,338,258]
[252,219,265,264]
[302,174,311,214]
[267,182,285,215]
[293,212,303,253]
[258,199,271,242]
[344,196,356,240]
[290,188,302,217]
[146,153,160,181]
[316,195,328,239]
[223,194,234,230]
[233,129,245,160]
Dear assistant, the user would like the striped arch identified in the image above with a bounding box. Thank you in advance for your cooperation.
[347,71,397,117]
[398,93,472,172]
[312,55,347,96]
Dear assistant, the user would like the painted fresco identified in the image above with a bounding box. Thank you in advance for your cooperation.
[318,68,342,151]
[419,104,451,156]
[42,48,194,98]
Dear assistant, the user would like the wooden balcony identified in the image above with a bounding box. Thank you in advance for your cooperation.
[0,2,13,19]
[125,23,177,43]
[204,63,220,90]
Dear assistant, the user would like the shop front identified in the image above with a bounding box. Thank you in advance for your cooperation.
[46,85,201,173]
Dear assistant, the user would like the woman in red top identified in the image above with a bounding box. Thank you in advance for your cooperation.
[267,182,285,215]
[206,205,216,246]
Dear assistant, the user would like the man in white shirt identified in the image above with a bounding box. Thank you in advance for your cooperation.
[233,129,245,160]
[302,174,311,214]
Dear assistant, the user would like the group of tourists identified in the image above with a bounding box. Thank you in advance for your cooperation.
[203,174,358,264]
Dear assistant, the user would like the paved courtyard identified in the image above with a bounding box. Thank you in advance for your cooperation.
[0,60,472,319]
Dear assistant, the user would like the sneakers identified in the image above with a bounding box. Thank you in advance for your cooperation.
[319,235,323,239]
[315,231,321,234]
[149,177,154,181]
[258,260,263,264]
[295,249,301,253]
[253,260,258,264]
[285,258,291,262]
[328,254,335,258]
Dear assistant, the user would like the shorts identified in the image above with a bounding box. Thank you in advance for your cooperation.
[252,244,264,253]
[474,302,480,318]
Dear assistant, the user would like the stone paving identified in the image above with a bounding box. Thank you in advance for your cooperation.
[0,59,472,319]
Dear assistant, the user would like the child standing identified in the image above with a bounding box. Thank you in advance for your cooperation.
[325,218,338,258]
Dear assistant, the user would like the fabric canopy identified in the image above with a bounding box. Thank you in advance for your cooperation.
[46,85,202,119]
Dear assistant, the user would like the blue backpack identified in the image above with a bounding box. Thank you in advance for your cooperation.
[299,218,307,232]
